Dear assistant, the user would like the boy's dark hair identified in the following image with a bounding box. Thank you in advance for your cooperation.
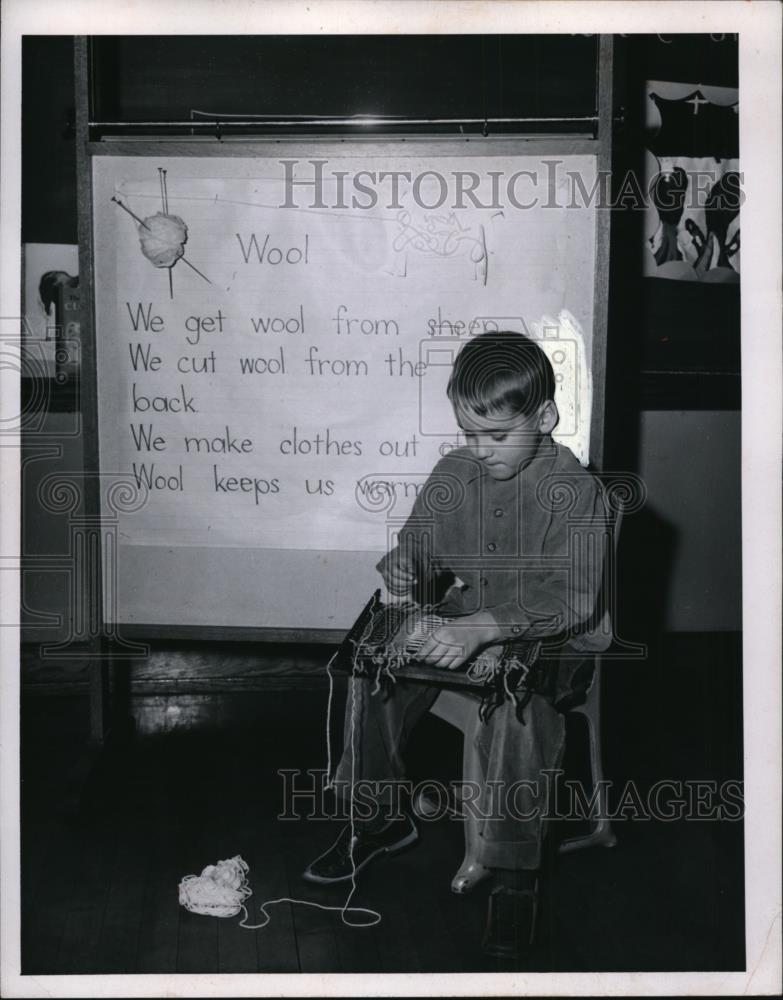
[446,330,556,420]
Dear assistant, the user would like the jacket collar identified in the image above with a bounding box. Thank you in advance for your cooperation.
[462,434,559,486]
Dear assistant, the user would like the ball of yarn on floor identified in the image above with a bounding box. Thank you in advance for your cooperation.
[138,212,188,268]
[179,856,251,918]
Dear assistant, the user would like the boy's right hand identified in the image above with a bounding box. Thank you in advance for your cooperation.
[380,549,416,597]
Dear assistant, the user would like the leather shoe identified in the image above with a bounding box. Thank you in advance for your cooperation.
[302,815,418,885]
[482,883,539,958]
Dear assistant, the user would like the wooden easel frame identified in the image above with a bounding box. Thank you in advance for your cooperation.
[73,35,616,739]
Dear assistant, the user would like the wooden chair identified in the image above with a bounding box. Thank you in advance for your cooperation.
[425,499,623,892]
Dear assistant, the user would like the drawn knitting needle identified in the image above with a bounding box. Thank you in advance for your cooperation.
[168,266,174,300]
[159,167,170,214]
[111,196,151,229]
[179,256,212,284]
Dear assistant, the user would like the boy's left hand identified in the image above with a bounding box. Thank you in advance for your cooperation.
[414,612,501,670]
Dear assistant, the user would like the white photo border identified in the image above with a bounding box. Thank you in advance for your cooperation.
[1,1,780,996]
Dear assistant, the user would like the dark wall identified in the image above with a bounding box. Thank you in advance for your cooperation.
[22,37,77,244]
[625,33,738,88]
[604,34,741,635]
[90,35,597,121]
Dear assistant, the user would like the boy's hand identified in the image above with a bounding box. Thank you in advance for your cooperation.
[380,549,417,597]
[415,612,501,670]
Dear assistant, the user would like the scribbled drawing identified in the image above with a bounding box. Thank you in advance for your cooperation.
[391,210,488,285]
[112,168,213,299]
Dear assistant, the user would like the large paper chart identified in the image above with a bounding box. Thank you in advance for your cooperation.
[93,154,596,556]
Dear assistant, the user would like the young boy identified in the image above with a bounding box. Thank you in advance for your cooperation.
[303,331,611,956]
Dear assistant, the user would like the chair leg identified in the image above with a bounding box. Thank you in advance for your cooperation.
[450,706,493,894]
[559,670,617,854]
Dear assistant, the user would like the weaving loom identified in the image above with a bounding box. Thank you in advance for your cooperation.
[331,589,547,722]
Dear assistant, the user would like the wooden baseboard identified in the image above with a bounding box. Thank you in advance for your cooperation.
[21,640,334,695]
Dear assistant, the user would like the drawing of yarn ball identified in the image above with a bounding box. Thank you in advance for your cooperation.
[138,213,188,268]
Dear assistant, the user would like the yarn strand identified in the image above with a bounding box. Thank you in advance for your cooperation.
[180,616,382,931]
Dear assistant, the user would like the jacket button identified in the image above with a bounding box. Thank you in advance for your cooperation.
[480,577,488,586]
[511,625,522,635]
[494,508,504,517]
[487,542,497,552]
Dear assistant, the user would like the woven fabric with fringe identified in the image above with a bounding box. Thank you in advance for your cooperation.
[332,590,547,723]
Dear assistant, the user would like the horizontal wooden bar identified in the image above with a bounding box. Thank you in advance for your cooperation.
[113,624,345,644]
[87,136,601,158]
[21,676,333,696]
[91,115,598,129]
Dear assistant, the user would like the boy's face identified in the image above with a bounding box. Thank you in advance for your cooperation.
[455,401,557,481]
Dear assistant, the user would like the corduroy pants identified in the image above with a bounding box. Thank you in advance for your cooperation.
[332,675,566,870]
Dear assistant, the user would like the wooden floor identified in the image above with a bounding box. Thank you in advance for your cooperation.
[20,638,746,974]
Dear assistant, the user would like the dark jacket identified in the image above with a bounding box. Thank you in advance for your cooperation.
[376,436,613,708]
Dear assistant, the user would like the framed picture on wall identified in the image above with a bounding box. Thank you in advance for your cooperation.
[636,74,741,409]
[644,82,739,283]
